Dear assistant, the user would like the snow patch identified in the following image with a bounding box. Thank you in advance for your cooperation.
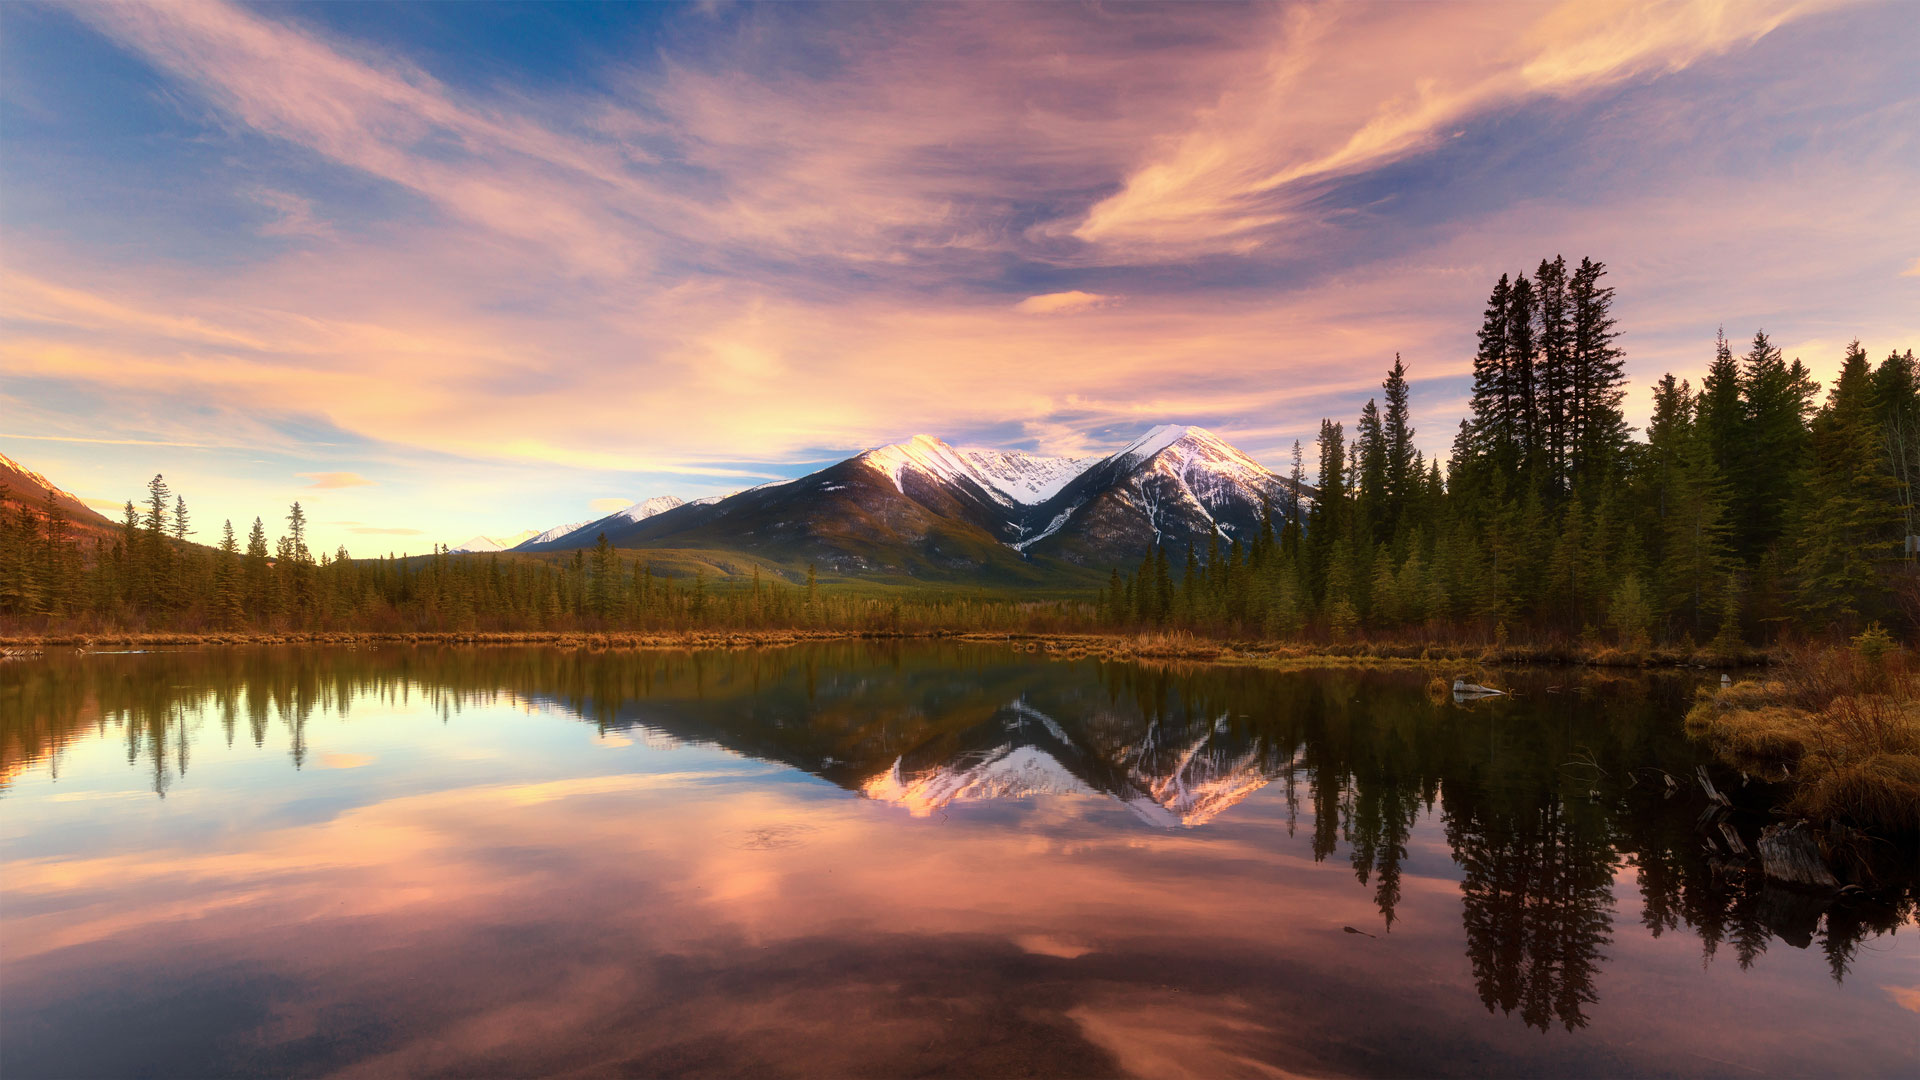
[450,529,538,554]
[861,434,1093,507]
[611,495,685,523]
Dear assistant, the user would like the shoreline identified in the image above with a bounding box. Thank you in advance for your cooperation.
[0,628,1777,669]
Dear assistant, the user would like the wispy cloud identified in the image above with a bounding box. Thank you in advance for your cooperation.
[3,0,1915,554]
[0,431,217,449]
[300,472,375,490]
[1015,291,1117,315]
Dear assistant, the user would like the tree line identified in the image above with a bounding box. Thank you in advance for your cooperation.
[3,254,1914,644]
[0,480,1079,634]
[1105,256,1916,648]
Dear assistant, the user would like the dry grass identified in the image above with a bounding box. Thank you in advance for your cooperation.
[1687,635,1920,835]
[0,628,907,652]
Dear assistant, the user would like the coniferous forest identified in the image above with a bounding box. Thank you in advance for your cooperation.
[3,257,1914,647]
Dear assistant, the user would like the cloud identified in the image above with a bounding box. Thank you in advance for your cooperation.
[1014,291,1117,315]
[590,497,636,514]
[5,0,1915,550]
[1902,257,1920,278]
[0,430,216,449]
[300,472,375,489]
[250,188,335,240]
[1068,0,1848,256]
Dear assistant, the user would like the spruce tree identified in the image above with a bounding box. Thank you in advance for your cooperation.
[1736,330,1819,561]
[1534,256,1573,495]
[1504,273,1539,477]
[1469,275,1514,479]
[1382,354,1417,531]
[1789,342,1891,629]
[1568,257,1627,493]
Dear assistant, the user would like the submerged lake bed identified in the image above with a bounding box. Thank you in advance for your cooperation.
[2,644,1914,1078]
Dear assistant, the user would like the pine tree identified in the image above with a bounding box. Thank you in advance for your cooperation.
[1505,272,1539,477]
[1308,419,1347,600]
[1534,256,1573,496]
[244,517,271,620]
[143,474,173,609]
[1735,331,1819,563]
[215,519,245,627]
[1789,342,1892,629]
[1568,257,1627,493]
[1382,354,1417,530]
[1469,274,1515,479]
[1356,398,1388,544]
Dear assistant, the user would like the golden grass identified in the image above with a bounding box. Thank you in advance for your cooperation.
[1686,638,1920,835]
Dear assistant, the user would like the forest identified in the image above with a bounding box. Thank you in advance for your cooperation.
[2,256,1914,649]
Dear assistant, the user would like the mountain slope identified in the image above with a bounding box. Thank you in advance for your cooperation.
[0,452,124,544]
[1018,425,1310,564]
[516,425,1311,577]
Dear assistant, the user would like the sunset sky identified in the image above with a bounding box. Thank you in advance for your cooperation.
[3,0,1916,553]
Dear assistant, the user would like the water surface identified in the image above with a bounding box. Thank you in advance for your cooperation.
[2,644,1914,1077]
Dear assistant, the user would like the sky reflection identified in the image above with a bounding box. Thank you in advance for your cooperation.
[2,645,1914,1077]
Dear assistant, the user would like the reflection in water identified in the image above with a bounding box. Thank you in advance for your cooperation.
[2,644,1914,1077]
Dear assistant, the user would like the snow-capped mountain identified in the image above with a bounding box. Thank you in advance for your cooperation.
[450,530,540,554]
[860,436,1092,510]
[610,495,685,523]
[508,425,1311,576]
[518,519,593,548]
[859,699,1291,828]
[1016,425,1309,563]
[508,495,688,552]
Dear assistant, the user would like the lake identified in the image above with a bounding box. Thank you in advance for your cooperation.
[2,643,1914,1078]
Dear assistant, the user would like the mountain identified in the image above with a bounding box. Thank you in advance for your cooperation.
[854,698,1293,828]
[517,425,1310,578]
[0,452,124,544]
[505,494,687,552]
[1014,425,1306,564]
[450,529,539,554]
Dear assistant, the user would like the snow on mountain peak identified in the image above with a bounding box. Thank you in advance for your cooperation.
[956,446,1095,505]
[523,519,592,546]
[859,434,981,496]
[450,529,539,553]
[862,433,1093,506]
[613,495,685,523]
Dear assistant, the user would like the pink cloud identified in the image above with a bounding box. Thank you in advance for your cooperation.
[1015,291,1118,315]
[301,472,375,490]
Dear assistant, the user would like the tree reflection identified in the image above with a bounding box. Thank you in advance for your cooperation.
[3,644,1913,1034]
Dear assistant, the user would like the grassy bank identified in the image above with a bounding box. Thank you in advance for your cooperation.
[1686,626,1920,836]
[962,630,1775,668]
[4,626,1777,671]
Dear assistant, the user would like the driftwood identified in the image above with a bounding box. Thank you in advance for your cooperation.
[1452,679,1506,698]
[1695,765,1732,807]
[1757,821,1840,890]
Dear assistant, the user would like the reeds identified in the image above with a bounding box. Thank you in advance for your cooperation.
[1686,627,1920,835]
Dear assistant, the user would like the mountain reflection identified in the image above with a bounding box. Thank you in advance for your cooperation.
[3,643,1913,1036]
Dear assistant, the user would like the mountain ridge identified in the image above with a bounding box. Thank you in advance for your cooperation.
[513,424,1311,578]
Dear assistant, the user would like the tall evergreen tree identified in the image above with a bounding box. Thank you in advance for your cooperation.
[1568,257,1627,492]
[1382,354,1417,530]
[1534,256,1573,495]
[1505,273,1539,476]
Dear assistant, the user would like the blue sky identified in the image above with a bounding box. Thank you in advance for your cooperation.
[3,0,1916,552]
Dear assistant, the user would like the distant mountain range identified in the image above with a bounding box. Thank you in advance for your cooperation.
[495,425,1310,579]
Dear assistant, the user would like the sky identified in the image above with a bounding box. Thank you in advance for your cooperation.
[3,0,1916,554]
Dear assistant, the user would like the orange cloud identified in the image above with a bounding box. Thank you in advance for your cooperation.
[1014,291,1117,315]
[301,472,375,489]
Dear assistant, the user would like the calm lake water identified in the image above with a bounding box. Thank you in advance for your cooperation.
[2,643,1914,1078]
